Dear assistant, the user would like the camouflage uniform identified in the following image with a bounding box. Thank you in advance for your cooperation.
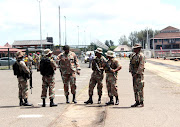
[88,56,106,96]
[27,55,33,70]
[129,52,145,103]
[105,58,121,97]
[17,61,30,99]
[58,51,81,96]
[41,56,56,99]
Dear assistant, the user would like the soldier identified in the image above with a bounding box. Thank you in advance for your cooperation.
[57,45,81,104]
[84,48,106,104]
[13,51,32,106]
[36,52,41,71]
[129,43,145,107]
[104,51,122,105]
[27,53,33,70]
[39,49,57,107]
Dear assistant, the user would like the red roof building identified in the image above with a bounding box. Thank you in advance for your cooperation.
[150,26,180,49]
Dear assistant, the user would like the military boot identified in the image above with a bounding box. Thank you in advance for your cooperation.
[131,101,140,107]
[66,95,70,103]
[50,99,57,107]
[115,96,119,105]
[139,101,144,107]
[98,95,101,104]
[42,98,46,107]
[19,98,24,106]
[72,94,77,103]
[106,96,114,105]
[84,95,93,104]
[23,99,32,106]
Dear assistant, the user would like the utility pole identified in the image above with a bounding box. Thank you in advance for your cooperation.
[146,27,148,49]
[37,0,42,49]
[64,16,67,45]
[59,6,61,48]
[77,26,79,46]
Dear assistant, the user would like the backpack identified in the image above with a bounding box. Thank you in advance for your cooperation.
[40,57,54,76]
[13,62,20,76]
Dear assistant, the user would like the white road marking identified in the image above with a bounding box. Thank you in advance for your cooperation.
[18,115,43,118]
[38,103,50,105]
[58,89,64,91]
[79,76,88,78]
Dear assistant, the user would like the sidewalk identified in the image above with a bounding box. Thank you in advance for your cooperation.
[146,58,180,85]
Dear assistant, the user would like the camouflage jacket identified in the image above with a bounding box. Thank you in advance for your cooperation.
[105,58,121,76]
[92,56,106,75]
[58,51,81,74]
[129,52,145,75]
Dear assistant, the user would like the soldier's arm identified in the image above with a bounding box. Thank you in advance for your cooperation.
[50,59,57,70]
[113,60,122,72]
[74,53,81,70]
[136,54,145,74]
[20,61,30,74]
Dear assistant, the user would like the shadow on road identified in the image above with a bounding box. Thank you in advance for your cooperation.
[111,106,131,109]
[0,105,19,108]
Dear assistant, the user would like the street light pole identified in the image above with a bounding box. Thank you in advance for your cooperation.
[37,0,42,49]
[64,16,67,45]
[77,26,79,46]
[59,6,61,48]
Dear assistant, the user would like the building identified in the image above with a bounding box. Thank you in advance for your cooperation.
[0,44,24,58]
[113,45,132,57]
[12,37,53,52]
[150,26,180,57]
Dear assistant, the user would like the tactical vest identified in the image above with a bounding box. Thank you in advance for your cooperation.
[40,57,54,76]
[13,61,29,79]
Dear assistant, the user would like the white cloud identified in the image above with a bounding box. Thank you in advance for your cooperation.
[1,0,180,46]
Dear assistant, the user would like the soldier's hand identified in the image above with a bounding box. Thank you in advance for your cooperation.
[133,74,137,78]
[76,70,80,75]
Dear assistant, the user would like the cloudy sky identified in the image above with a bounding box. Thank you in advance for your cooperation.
[1,0,180,46]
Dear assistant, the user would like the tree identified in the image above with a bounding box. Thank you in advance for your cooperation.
[109,40,114,46]
[105,40,110,48]
[118,35,130,46]
[128,31,138,47]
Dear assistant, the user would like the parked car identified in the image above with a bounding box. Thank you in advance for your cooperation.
[84,51,95,63]
[0,57,16,66]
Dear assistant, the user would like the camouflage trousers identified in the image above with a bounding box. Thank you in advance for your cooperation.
[62,73,76,96]
[88,71,104,96]
[18,77,28,99]
[133,74,144,102]
[106,73,118,97]
[41,75,55,99]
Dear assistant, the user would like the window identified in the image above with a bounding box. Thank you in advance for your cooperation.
[121,48,124,51]
[164,45,171,49]
[173,44,179,49]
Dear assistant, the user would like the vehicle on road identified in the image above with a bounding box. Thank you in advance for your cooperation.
[84,51,94,63]
[0,57,16,66]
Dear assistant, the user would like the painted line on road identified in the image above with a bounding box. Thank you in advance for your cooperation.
[18,115,43,118]
[38,103,50,105]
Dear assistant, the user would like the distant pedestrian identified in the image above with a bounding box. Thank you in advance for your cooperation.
[13,51,32,106]
[129,43,145,107]
[104,51,122,105]
[40,49,57,107]
[84,48,106,104]
[57,45,81,103]
[88,53,94,68]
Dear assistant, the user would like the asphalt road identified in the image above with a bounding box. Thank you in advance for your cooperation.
[0,61,92,127]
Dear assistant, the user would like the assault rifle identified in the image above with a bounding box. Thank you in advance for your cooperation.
[103,59,115,76]
[93,59,102,74]
[29,70,33,94]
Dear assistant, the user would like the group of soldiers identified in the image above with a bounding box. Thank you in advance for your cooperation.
[13,43,145,108]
